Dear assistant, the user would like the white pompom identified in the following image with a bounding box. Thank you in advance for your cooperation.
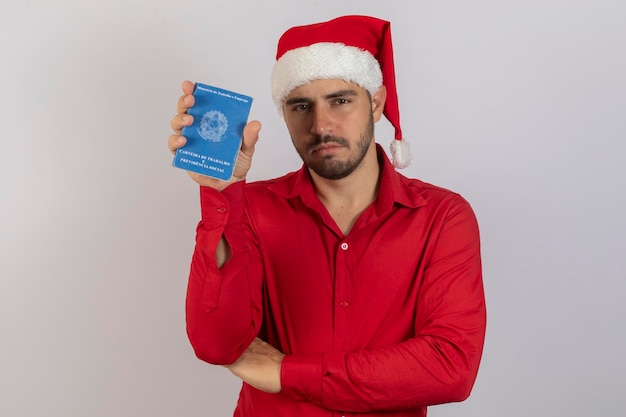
[390,138,412,169]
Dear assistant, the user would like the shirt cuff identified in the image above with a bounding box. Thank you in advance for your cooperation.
[199,182,245,229]
[280,353,323,404]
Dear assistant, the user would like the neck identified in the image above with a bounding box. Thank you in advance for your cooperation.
[309,144,381,234]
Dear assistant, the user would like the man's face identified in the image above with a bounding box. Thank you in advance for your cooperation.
[282,79,386,180]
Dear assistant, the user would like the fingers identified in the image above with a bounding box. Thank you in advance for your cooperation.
[168,82,195,157]
[176,91,195,115]
[168,134,186,155]
[170,113,193,135]
[175,81,196,118]
[181,80,195,95]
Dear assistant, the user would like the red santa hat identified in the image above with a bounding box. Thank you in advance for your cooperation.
[271,15,412,169]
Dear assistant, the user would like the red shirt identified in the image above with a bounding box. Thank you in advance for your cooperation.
[185,147,486,416]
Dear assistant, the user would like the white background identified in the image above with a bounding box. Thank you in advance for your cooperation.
[1,1,624,416]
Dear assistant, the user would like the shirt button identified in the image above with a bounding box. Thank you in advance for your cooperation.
[215,207,228,214]
[340,242,349,250]
[339,301,349,308]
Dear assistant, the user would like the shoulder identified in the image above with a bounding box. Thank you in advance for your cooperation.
[395,171,472,209]
[243,170,301,200]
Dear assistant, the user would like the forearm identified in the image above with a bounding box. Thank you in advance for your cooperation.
[280,315,485,412]
[185,183,263,365]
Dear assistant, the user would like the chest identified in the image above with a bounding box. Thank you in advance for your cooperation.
[248,201,440,351]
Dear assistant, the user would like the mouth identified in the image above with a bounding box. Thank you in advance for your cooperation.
[310,144,346,159]
[308,137,348,156]
[311,142,343,153]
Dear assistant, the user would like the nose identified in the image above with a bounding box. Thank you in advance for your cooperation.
[310,105,334,136]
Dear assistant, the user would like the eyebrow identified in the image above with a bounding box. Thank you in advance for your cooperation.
[284,89,359,106]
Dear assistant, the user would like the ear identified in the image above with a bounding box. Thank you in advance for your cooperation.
[371,85,387,123]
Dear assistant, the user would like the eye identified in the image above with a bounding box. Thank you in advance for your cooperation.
[290,103,309,112]
[333,98,351,106]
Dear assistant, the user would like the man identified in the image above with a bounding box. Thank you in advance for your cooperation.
[168,15,486,417]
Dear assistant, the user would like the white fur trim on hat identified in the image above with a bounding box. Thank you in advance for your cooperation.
[271,42,383,113]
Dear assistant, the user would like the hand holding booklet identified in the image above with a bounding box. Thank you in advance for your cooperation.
[173,83,253,181]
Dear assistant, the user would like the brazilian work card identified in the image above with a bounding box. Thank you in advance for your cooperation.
[173,83,253,181]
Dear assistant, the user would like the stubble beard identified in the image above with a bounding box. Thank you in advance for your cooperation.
[295,112,375,180]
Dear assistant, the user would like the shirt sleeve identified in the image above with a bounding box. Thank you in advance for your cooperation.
[185,182,264,365]
[280,195,486,412]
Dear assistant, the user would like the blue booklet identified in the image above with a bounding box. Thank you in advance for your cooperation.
[173,83,253,181]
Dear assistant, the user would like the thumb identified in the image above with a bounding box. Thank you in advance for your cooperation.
[241,120,261,157]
